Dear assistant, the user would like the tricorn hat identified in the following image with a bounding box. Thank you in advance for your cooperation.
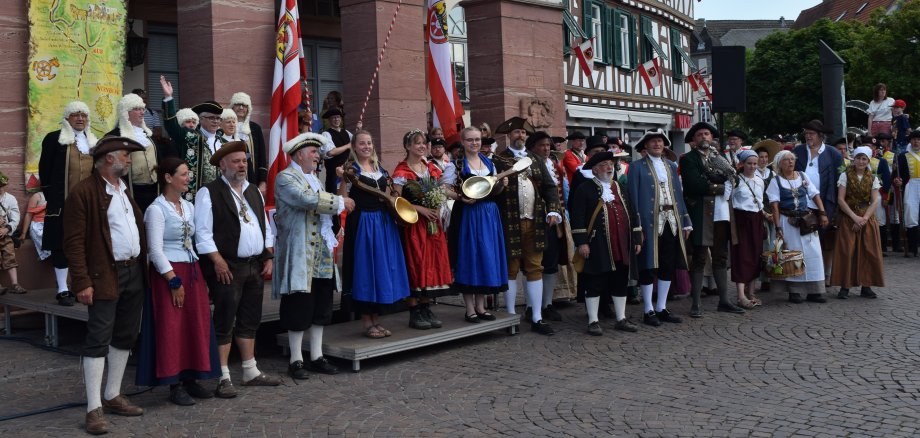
[430,138,447,147]
[684,122,719,143]
[910,130,920,140]
[551,136,566,144]
[192,101,223,115]
[90,136,145,160]
[495,116,535,135]
[525,131,552,149]
[726,129,746,140]
[283,132,326,155]
[583,150,629,170]
[209,141,249,166]
[636,129,672,151]
[482,137,496,146]
[322,107,344,119]
[566,131,586,141]
[875,132,893,141]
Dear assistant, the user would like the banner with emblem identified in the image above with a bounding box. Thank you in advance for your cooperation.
[25,1,127,178]
[426,0,464,141]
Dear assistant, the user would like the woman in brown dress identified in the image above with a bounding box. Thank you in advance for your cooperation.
[730,149,769,308]
[830,146,885,298]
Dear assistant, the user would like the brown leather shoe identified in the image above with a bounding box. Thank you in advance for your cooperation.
[101,395,144,416]
[85,407,108,435]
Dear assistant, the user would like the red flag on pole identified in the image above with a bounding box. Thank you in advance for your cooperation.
[427,0,464,141]
[689,70,712,101]
[638,57,661,90]
[266,0,305,208]
[573,37,595,78]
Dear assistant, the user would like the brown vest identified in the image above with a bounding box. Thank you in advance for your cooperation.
[844,168,874,216]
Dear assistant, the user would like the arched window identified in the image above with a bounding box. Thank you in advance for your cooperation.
[447,6,469,102]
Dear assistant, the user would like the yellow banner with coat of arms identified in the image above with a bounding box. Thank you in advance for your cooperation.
[26,0,126,176]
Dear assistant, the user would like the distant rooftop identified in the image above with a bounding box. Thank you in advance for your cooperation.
[793,0,900,29]
[691,19,790,53]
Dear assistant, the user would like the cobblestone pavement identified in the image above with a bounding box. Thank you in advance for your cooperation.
[3,256,920,437]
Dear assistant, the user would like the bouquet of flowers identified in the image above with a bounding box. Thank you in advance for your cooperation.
[404,176,446,234]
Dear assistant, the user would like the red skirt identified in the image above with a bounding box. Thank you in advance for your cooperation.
[731,209,766,283]
[150,262,214,379]
[401,218,454,298]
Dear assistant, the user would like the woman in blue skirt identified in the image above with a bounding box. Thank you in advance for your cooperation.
[340,130,410,338]
[448,126,509,323]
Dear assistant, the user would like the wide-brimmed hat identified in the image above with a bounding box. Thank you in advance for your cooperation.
[322,107,344,119]
[801,119,832,134]
[525,131,552,149]
[684,122,718,143]
[90,136,145,160]
[584,150,629,170]
[209,141,248,166]
[192,101,223,115]
[753,139,783,162]
[636,129,671,151]
[495,116,535,135]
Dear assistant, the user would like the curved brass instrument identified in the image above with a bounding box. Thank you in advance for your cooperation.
[343,165,419,226]
[461,156,533,200]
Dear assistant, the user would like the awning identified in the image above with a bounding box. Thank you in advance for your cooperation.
[672,44,697,71]
[567,104,673,125]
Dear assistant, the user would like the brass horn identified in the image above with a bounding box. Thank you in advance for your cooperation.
[343,166,419,226]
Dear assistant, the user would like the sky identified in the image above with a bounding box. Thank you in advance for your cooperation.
[694,0,823,21]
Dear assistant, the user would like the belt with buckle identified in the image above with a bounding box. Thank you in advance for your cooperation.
[113,257,138,267]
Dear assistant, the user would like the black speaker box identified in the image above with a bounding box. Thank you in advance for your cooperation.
[711,46,746,113]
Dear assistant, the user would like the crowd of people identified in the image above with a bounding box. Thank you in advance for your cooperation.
[10,76,913,435]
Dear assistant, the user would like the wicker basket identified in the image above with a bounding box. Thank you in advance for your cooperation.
[762,238,806,279]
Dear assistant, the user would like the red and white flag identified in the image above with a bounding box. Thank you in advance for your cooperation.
[573,37,595,78]
[688,70,712,101]
[266,0,306,208]
[638,57,661,90]
[427,0,464,141]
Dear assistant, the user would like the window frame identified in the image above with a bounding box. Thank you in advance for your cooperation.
[447,6,470,103]
[640,15,669,64]
[612,8,637,70]
[582,0,610,65]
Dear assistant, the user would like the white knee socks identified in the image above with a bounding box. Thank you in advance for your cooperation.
[525,280,543,323]
[288,330,304,363]
[641,284,654,313]
[83,356,105,412]
[309,325,324,361]
[613,296,627,321]
[542,273,557,309]
[103,347,130,400]
[586,296,600,324]
[505,281,517,314]
[55,268,68,293]
[241,358,262,382]
[656,280,672,312]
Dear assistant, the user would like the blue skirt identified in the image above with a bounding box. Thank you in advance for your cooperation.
[350,210,410,305]
[453,200,508,293]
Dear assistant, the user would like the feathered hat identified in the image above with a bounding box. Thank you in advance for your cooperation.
[58,101,98,146]
[116,93,152,142]
[229,92,252,135]
[175,108,199,126]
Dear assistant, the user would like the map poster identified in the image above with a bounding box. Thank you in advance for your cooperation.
[26,0,127,176]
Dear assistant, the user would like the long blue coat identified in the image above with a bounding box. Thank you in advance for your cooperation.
[793,144,844,221]
[627,156,692,270]
[271,165,341,298]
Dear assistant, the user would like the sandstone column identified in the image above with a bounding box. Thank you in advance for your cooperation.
[461,0,565,143]
[176,0,275,127]
[340,0,427,170]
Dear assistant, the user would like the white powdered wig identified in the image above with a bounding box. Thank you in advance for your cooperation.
[116,93,152,142]
[58,101,98,146]
[176,108,199,125]
[230,91,252,135]
[220,108,237,121]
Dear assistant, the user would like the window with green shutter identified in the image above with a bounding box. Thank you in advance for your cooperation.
[581,0,611,64]
[640,16,668,64]
[670,27,684,79]
[613,9,637,70]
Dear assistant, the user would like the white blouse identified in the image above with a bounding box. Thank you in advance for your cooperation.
[731,175,766,213]
[767,172,820,210]
[837,172,881,190]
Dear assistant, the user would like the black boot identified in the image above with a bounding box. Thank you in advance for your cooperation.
[908,228,919,257]
[408,306,432,329]
[879,226,889,253]
[421,303,442,328]
[689,271,704,318]
[891,223,904,252]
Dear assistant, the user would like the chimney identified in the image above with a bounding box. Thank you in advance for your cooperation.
[780,16,786,27]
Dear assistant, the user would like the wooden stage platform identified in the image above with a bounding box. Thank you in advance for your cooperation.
[276,304,519,372]
[0,287,282,347]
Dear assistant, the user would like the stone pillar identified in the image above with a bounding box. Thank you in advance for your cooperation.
[176,0,275,127]
[461,0,565,145]
[0,2,29,201]
[340,0,427,171]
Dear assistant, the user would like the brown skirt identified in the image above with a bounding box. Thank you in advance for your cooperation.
[731,209,766,283]
[829,214,885,288]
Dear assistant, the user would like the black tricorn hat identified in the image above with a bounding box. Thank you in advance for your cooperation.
[525,131,552,149]
[322,107,344,119]
[583,150,630,170]
[801,119,832,134]
[192,101,223,115]
[566,131,586,140]
[495,116,535,135]
[684,122,719,144]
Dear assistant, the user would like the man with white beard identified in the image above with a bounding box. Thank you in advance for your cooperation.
[570,151,641,336]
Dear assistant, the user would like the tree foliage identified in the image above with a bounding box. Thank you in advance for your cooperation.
[742,19,865,138]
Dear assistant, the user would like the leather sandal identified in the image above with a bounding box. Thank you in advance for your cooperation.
[374,324,392,337]
[364,326,386,339]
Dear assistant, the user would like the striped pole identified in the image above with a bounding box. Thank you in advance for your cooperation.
[359,0,404,126]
